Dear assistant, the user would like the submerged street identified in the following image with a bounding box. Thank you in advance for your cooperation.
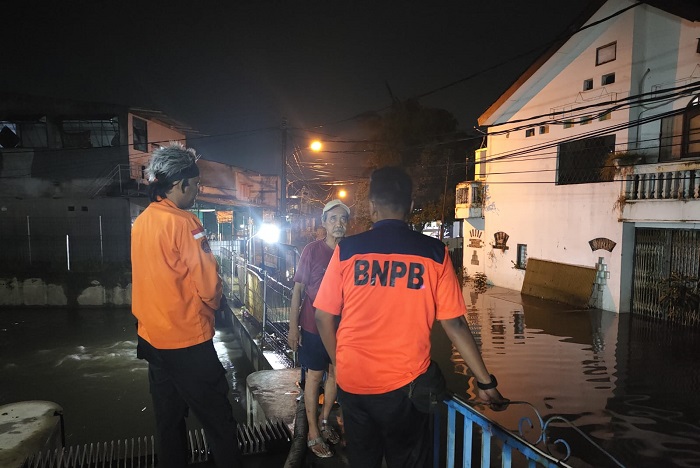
[2,287,699,467]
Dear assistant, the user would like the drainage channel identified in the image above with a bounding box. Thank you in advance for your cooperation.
[25,419,291,467]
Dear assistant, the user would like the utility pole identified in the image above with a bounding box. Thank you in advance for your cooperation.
[440,154,450,240]
[280,119,288,218]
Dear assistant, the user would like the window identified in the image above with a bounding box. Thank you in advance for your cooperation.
[596,42,616,65]
[61,118,119,148]
[525,128,535,137]
[583,79,593,91]
[133,117,148,152]
[557,134,616,185]
[602,73,615,86]
[660,96,700,161]
[599,112,612,121]
[580,115,592,125]
[539,125,549,134]
[516,244,527,269]
[0,118,48,148]
[685,98,700,157]
[563,120,574,129]
[455,184,470,205]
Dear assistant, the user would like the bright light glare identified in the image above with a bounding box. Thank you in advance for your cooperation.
[310,140,323,152]
[258,223,280,243]
[263,350,289,370]
[338,189,347,198]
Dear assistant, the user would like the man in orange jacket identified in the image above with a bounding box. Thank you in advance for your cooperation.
[131,142,241,468]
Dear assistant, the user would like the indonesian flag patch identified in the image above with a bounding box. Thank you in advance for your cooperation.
[192,227,205,240]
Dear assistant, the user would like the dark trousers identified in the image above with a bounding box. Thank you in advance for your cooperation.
[139,338,242,468]
[337,385,430,468]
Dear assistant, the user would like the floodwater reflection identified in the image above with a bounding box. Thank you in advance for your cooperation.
[431,288,700,468]
[0,308,250,446]
[2,290,699,467]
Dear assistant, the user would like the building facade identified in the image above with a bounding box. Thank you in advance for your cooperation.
[0,93,280,276]
[458,0,700,320]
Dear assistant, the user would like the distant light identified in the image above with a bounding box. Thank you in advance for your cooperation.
[258,223,280,243]
[338,189,347,198]
[310,140,323,152]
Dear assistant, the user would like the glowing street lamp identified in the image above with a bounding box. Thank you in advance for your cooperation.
[310,140,323,152]
[282,138,323,217]
[244,222,280,302]
[256,223,280,244]
[337,188,347,199]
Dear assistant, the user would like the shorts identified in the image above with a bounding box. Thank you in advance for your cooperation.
[299,329,331,371]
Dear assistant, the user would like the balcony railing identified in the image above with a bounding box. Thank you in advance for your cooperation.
[455,181,484,219]
[624,161,700,202]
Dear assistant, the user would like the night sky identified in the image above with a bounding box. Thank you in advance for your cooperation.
[4,0,593,175]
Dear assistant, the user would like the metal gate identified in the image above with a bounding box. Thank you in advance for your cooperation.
[633,228,700,326]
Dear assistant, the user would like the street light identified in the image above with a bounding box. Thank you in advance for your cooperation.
[281,136,323,217]
[310,140,323,152]
[243,222,280,304]
[242,222,280,349]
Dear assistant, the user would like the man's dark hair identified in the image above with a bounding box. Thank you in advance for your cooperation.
[369,166,413,215]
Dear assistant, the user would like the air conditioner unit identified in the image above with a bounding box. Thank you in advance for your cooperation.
[474,148,487,181]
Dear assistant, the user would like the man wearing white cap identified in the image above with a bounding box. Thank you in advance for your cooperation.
[288,199,349,458]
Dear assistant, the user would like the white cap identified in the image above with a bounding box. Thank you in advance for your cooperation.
[322,199,350,217]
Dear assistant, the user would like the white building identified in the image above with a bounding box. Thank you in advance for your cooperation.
[458,0,700,319]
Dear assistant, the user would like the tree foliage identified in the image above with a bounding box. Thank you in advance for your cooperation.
[356,99,479,233]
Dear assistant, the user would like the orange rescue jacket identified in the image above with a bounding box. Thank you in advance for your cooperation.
[131,198,222,349]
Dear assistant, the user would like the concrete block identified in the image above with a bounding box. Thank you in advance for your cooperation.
[110,285,129,306]
[77,281,105,306]
[22,278,47,306]
[46,284,67,306]
[0,278,22,306]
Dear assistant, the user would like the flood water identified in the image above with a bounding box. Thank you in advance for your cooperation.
[2,289,700,468]
[0,308,251,445]
[429,289,700,468]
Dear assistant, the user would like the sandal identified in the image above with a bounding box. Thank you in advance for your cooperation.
[320,419,341,445]
[308,437,334,458]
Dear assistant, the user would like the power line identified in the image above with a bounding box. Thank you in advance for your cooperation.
[304,2,644,131]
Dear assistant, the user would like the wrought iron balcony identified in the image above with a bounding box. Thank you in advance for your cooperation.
[455,181,484,219]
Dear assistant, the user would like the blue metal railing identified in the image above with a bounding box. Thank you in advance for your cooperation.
[439,395,625,468]
[219,245,625,466]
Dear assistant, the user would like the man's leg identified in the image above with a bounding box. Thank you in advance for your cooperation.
[339,386,429,468]
[337,387,383,468]
[374,389,430,468]
[305,370,332,451]
[148,362,189,468]
[164,341,243,468]
[319,363,340,443]
[299,330,333,456]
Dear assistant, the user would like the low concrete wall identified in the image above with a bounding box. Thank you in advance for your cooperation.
[0,277,132,307]
[227,307,273,373]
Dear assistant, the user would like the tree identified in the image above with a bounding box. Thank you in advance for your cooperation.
[347,179,372,235]
[358,99,478,234]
